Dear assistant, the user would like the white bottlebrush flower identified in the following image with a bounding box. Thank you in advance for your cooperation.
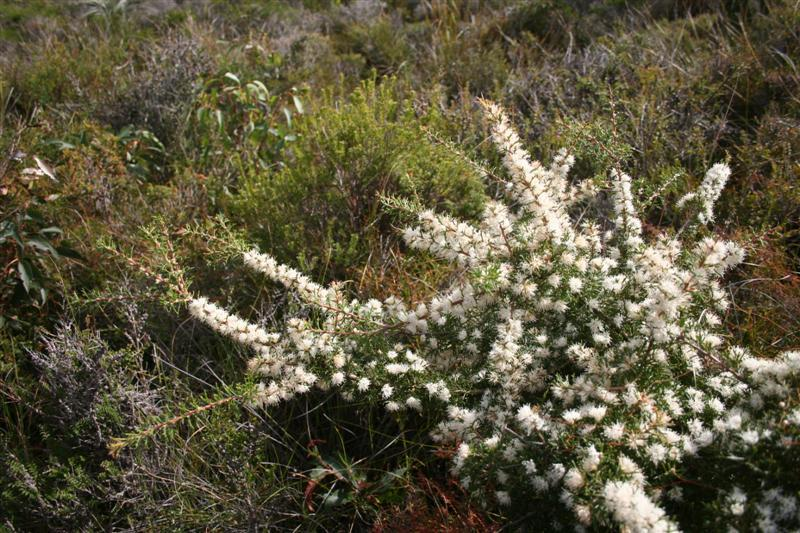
[405,396,422,411]
[547,463,566,486]
[189,99,800,532]
[688,163,731,224]
[244,250,339,305]
[563,468,585,491]
[568,277,584,293]
[603,480,677,533]
[496,490,511,506]
[728,487,747,516]
[575,504,592,525]
[740,429,759,445]
[385,362,410,374]
[583,404,608,422]
[424,380,452,402]
[581,445,602,472]
[385,401,401,412]
[646,443,668,465]
[517,404,548,433]
[603,422,625,440]
[484,435,501,449]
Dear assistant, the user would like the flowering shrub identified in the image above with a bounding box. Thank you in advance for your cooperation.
[189,101,800,530]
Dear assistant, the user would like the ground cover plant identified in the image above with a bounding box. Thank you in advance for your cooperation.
[1,0,799,530]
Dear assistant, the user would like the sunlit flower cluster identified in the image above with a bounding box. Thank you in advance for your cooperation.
[189,101,800,530]
[677,162,731,224]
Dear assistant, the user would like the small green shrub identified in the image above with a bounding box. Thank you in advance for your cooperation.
[0,0,65,42]
[332,14,412,76]
[104,35,209,152]
[188,70,301,184]
[0,323,155,529]
[228,79,487,295]
[0,207,69,327]
[0,124,81,330]
[3,31,127,113]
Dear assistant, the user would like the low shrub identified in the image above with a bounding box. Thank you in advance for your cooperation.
[0,322,157,529]
[331,8,412,77]
[103,35,210,153]
[0,119,80,330]
[228,78,487,296]
[2,1,799,530]
[187,69,301,186]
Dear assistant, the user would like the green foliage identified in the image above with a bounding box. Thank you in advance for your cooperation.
[0,209,69,316]
[2,33,127,113]
[79,0,139,20]
[332,15,412,76]
[229,79,487,290]
[0,0,66,42]
[117,126,166,180]
[0,325,146,529]
[189,71,302,183]
[0,119,81,329]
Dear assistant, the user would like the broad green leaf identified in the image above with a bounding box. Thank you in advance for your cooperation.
[45,139,76,150]
[27,237,59,258]
[309,466,331,482]
[39,226,63,236]
[17,259,35,293]
[33,156,57,182]
[320,489,347,508]
[292,94,304,114]
[0,224,18,244]
[56,244,83,260]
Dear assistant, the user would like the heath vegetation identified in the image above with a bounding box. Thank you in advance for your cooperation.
[1,0,799,530]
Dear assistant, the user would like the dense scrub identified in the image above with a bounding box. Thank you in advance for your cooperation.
[1,0,798,530]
